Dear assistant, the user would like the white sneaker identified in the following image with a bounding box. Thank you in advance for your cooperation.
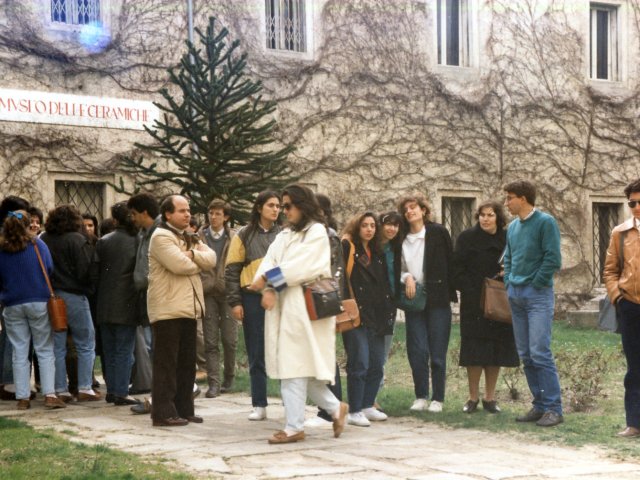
[409,398,428,411]
[303,416,333,428]
[427,400,443,413]
[248,406,267,421]
[347,411,371,427]
[363,407,388,421]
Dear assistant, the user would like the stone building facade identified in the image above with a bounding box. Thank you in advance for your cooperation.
[1,0,639,304]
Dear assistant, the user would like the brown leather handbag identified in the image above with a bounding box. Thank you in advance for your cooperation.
[480,277,512,324]
[33,240,68,332]
[335,298,360,333]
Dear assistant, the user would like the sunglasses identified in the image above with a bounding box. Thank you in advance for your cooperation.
[629,201,640,208]
[282,203,292,211]
[7,211,24,219]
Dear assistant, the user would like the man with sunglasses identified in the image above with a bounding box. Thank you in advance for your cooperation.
[603,179,640,438]
[503,180,563,427]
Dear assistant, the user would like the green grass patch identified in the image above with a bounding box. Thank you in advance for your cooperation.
[0,417,192,479]
[375,321,640,459]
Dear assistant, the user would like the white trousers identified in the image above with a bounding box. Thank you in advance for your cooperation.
[280,377,340,433]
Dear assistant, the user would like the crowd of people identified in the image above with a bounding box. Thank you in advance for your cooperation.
[0,178,638,442]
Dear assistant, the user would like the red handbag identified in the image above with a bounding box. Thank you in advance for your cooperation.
[33,240,68,332]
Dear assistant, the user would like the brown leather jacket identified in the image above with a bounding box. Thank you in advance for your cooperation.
[603,218,640,305]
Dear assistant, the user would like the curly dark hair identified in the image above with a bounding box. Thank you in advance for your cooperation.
[0,195,30,228]
[0,210,31,253]
[342,211,381,253]
[504,180,536,206]
[475,201,508,232]
[111,201,138,236]
[44,204,83,235]
[624,179,640,199]
[282,184,325,232]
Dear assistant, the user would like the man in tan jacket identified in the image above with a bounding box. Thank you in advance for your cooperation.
[603,179,640,438]
[147,195,216,427]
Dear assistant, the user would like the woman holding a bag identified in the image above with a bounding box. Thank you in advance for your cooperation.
[341,212,395,426]
[250,184,347,444]
[452,201,519,414]
[0,210,66,410]
[398,193,457,413]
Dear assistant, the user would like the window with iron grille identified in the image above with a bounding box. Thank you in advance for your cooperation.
[593,202,621,283]
[54,180,105,222]
[590,3,619,81]
[437,0,470,67]
[51,0,100,25]
[442,196,474,247]
[265,0,306,53]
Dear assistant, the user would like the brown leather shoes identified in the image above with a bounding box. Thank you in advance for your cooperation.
[44,396,67,409]
[152,417,188,427]
[77,391,102,402]
[16,399,30,410]
[333,402,349,438]
[268,430,305,444]
[618,426,640,438]
[186,415,203,423]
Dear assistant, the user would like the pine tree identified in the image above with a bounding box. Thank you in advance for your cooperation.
[116,16,296,222]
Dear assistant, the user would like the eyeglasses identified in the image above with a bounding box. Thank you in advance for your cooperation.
[505,195,518,202]
[628,201,640,208]
[282,203,292,211]
[8,211,24,219]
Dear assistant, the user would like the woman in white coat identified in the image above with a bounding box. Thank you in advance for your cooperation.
[251,184,348,444]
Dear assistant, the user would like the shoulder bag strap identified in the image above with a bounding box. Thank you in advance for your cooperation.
[346,240,356,298]
[32,240,55,297]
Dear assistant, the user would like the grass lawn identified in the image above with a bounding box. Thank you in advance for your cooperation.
[0,417,192,479]
[231,319,640,460]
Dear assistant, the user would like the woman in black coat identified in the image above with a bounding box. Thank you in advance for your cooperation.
[342,212,395,427]
[452,201,519,414]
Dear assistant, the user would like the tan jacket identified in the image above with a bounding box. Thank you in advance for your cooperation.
[603,218,640,305]
[147,227,216,323]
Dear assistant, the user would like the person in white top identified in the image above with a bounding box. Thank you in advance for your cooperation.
[398,193,457,413]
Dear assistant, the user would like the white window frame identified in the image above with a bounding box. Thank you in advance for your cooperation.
[45,0,112,35]
[436,0,472,67]
[50,0,101,26]
[590,3,620,81]
[261,0,315,60]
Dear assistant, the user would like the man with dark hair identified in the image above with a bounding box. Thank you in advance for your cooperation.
[127,193,161,402]
[147,195,215,426]
[199,199,237,398]
[503,180,563,427]
[604,178,640,437]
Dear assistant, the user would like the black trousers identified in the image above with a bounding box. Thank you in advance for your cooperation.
[618,299,640,428]
[151,319,196,421]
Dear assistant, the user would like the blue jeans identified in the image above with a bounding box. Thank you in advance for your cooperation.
[0,308,14,385]
[508,284,562,415]
[241,291,267,407]
[616,298,640,428]
[342,325,386,412]
[3,302,55,399]
[100,323,137,397]
[405,306,452,402]
[54,291,96,392]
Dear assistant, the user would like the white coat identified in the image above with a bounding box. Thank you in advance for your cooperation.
[255,222,336,382]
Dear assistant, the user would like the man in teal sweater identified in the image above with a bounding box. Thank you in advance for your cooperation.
[503,180,563,427]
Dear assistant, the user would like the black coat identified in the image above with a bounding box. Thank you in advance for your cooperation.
[421,222,457,307]
[92,228,139,326]
[40,231,94,296]
[452,224,513,340]
[343,240,395,336]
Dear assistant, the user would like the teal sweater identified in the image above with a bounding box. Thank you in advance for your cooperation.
[504,210,561,288]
